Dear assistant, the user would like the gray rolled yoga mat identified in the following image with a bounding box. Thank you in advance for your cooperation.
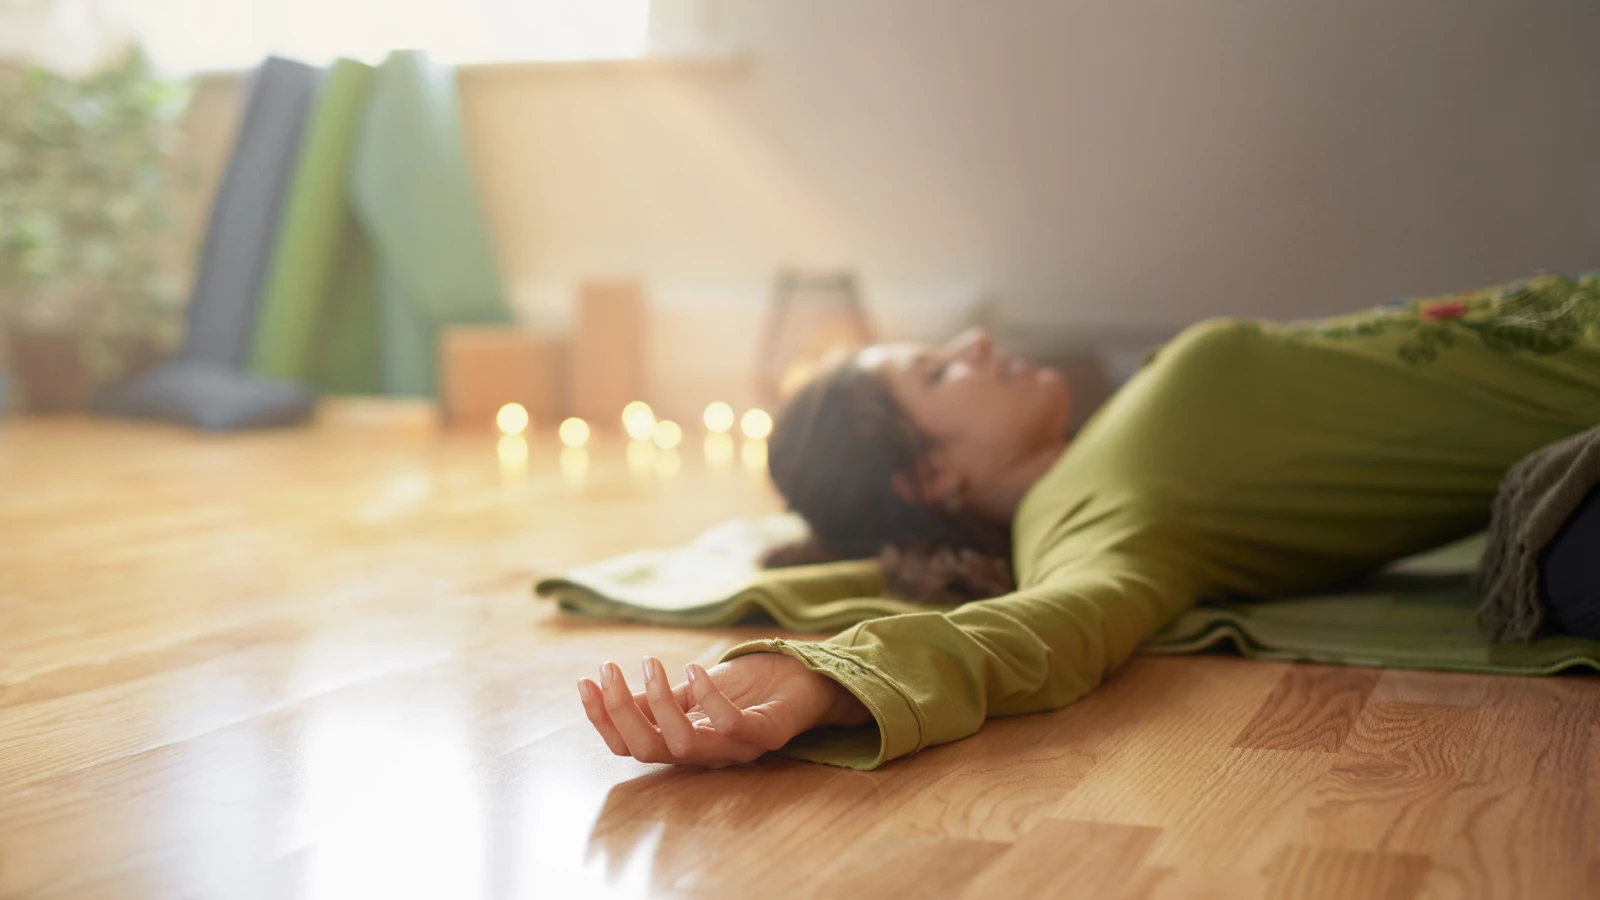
[180,56,319,367]
[96,57,321,431]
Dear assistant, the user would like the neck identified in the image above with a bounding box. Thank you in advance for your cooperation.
[970,439,1070,523]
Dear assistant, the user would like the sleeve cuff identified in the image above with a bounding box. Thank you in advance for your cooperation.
[720,638,924,770]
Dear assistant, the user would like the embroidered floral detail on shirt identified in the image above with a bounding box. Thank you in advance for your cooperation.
[1419,301,1469,322]
[1291,272,1600,364]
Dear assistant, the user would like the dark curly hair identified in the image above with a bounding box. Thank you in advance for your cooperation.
[763,359,1017,604]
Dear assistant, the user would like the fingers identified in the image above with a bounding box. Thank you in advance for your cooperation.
[597,661,672,763]
[643,656,698,756]
[686,662,746,733]
[579,658,768,767]
[630,688,658,725]
[631,663,692,726]
[577,677,630,756]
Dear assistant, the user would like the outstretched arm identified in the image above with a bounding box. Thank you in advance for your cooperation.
[577,548,1198,769]
[726,550,1200,768]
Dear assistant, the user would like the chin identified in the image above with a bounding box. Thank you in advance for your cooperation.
[1036,369,1072,430]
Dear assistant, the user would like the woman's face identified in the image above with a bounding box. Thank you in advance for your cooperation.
[859,328,1070,502]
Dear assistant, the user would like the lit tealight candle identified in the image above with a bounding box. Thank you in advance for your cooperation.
[740,408,773,441]
[703,401,735,434]
[652,420,683,450]
[622,401,656,441]
[495,402,529,435]
[558,417,591,448]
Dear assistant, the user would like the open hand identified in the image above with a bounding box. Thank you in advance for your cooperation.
[577,652,870,768]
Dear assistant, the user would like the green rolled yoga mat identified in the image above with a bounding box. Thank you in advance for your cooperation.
[535,517,1600,676]
[348,50,512,397]
[310,224,382,394]
[249,59,381,392]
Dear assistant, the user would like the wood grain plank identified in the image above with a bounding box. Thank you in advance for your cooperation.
[1589,723,1600,868]
[1458,677,1597,789]
[1127,867,1270,900]
[958,819,1161,899]
[1146,748,1339,872]
[1231,665,1381,753]
[888,714,1099,841]
[1050,657,1288,827]
[1265,845,1429,900]
[580,755,932,897]
[1418,783,1590,900]
[1294,701,1481,853]
[808,833,1010,899]
[1366,669,1493,708]
[0,621,307,709]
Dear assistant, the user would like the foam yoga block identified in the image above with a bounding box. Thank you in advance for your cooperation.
[181,57,319,367]
[249,59,379,391]
[347,50,512,397]
[440,327,569,432]
[573,281,645,426]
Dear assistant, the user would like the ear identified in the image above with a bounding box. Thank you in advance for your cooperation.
[890,458,964,508]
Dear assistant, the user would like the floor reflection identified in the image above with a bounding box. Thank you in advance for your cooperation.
[581,760,889,897]
[497,435,529,483]
[296,691,485,900]
[560,446,590,485]
[498,762,665,899]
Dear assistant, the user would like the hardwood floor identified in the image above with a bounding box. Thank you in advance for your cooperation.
[1,415,1595,899]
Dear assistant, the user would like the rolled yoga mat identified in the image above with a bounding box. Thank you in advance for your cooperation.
[347,50,512,397]
[536,518,1600,677]
[181,57,320,368]
[248,59,382,393]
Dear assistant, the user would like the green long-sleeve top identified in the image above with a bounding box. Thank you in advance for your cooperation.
[722,273,1600,769]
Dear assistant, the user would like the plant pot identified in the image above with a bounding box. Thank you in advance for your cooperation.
[9,330,96,413]
[5,329,168,414]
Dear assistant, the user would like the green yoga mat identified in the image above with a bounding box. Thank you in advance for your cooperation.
[311,223,382,394]
[249,59,381,393]
[535,517,1600,676]
[348,50,512,397]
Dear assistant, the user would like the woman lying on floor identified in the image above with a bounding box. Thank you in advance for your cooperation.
[576,272,1600,769]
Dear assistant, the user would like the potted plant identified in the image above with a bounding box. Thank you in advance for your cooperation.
[0,48,189,413]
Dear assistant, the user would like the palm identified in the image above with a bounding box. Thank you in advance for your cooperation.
[576,652,866,768]
[681,655,822,738]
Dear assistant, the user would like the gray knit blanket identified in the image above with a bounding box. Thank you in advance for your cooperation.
[1476,424,1600,642]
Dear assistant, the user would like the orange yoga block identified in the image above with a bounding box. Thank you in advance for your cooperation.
[572,281,646,430]
[439,327,569,432]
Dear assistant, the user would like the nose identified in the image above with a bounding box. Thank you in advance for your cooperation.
[945,327,994,365]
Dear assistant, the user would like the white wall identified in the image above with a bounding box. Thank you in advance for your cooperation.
[456,0,1600,418]
[0,0,134,76]
[463,0,1600,310]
